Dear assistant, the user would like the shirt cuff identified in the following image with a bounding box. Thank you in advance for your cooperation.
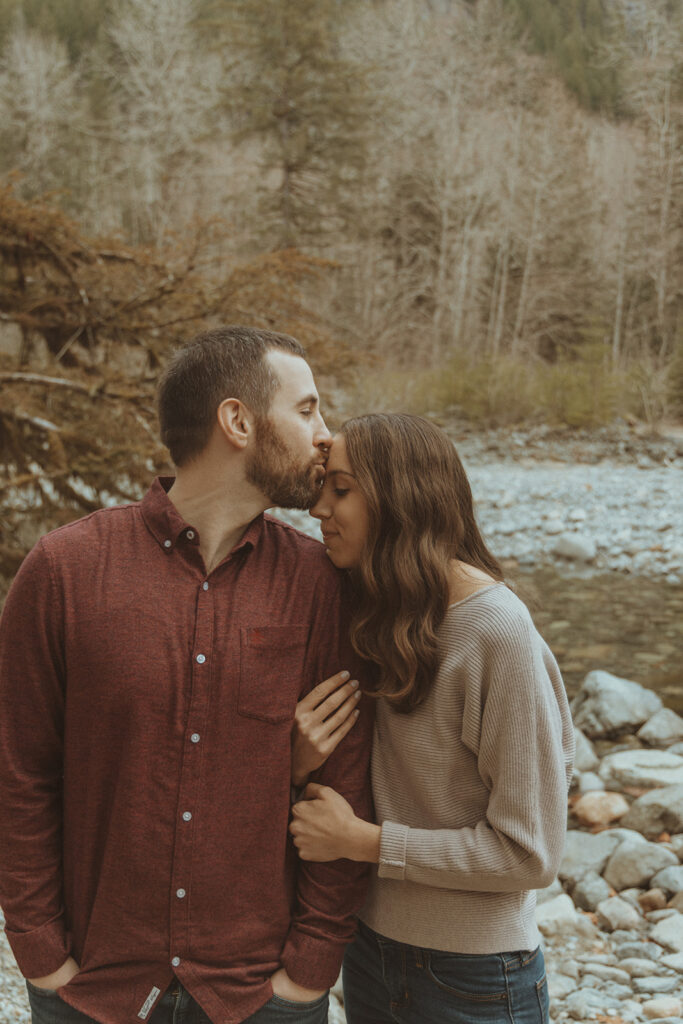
[377,821,409,880]
[5,913,72,979]
[280,925,349,991]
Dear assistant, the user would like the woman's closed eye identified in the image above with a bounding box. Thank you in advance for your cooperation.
[333,488,349,497]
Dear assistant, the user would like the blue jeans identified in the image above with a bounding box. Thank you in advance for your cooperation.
[342,921,549,1024]
[26,980,329,1024]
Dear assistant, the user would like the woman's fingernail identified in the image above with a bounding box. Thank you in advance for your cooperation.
[354,690,361,700]
[350,679,359,689]
[354,709,360,717]
[341,671,350,680]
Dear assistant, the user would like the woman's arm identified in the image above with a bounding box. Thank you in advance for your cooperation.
[290,783,381,863]
[292,672,362,786]
[292,617,574,894]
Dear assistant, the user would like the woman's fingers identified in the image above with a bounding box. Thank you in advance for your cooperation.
[324,691,361,735]
[296,667,352,708]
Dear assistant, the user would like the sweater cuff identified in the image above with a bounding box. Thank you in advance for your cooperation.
[5,913,71,979]
[377,821,409,880]
[280,925,347,991]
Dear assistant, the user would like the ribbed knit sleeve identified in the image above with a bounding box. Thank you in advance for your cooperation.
[377,600,572,891]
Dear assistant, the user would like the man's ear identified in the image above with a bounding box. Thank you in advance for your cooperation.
[216,398,254,450]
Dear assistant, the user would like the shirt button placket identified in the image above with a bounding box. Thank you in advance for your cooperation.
[171,579,213,966]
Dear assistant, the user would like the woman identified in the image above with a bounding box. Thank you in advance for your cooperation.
[289,413,574,1024]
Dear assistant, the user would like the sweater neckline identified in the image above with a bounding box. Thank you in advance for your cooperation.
[447,581,505,611]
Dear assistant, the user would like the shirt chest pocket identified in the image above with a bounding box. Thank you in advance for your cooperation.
[239,625,309,724]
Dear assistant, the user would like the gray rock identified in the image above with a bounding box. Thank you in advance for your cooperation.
[597,895,643,930]
[651,866,683,895]
[615,941,663,961]
[661,953,683,973]
[553,532,597,562]
[604,840,679,890]
[599,749,683,789]
[535,893,598,938]
[621,785,683,840]
[620,957,670,976]
[671,835,683,860]
[565,988,620,1020]
[548,973,577,1000]
[620,886,646,906]
[639,709,683,748]
[634,977,682,994]
[648,909,681,924]
[578,771,606,793]
[572,670,663,739]
[670,744,683,758]
[535,878,564,905]
[559,829,623,882]
[572,871,612,911]
[651,913,683,953]
[578,963,631,984]
[574,728,601,772]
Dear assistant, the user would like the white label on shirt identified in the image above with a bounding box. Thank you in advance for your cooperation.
[137,986,161,1020]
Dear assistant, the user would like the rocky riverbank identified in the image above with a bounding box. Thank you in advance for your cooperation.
[535,669,683,1024]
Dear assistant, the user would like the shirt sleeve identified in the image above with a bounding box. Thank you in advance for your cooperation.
[377,613,574,893]
[280,573,374,992]
[0,540,73,978]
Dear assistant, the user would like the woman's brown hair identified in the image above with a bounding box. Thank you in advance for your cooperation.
[340,413,503,713]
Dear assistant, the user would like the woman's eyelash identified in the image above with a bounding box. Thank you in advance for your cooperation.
[333,488,349,497]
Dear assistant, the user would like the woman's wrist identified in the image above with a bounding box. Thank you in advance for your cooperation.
[346,818,381,863]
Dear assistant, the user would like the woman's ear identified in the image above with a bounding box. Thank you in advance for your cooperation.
[216,398,253,450]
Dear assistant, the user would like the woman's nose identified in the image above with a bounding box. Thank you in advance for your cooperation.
[310,495,329,520]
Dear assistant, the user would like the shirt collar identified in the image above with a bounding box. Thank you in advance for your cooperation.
[140,477,265,557]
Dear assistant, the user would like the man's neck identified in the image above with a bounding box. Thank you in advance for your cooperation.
[167,466,267,575]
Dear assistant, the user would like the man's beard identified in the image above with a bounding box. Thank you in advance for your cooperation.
[246,416,322,509]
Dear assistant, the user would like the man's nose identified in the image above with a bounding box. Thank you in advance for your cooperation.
[314,414,332,448]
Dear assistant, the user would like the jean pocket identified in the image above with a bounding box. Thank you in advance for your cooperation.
[426,951,508,1002]
[238,626,308,723]
[536,973,549,1022]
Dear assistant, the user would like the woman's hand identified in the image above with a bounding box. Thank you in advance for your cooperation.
[292,671,362,786]
[290,782,381,863]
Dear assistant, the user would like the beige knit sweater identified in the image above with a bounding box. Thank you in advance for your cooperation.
[361,583,574,954]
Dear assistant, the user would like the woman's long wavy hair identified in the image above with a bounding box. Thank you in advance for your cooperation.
[340,413,503,713]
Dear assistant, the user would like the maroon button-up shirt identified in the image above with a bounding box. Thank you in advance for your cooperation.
[0,479,373,1024]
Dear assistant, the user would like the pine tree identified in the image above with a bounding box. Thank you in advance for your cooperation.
[205,0,376,249]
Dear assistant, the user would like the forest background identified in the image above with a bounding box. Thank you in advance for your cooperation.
[0,0,681,590]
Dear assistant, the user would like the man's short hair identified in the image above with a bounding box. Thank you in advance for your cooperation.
[157,325,306,466]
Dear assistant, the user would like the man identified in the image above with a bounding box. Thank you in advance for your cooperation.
[0,326,373,1024]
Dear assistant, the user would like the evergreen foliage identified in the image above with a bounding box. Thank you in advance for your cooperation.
[203,0,376,247]
[503,0,621,112]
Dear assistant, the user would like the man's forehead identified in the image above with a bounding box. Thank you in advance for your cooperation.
[266,349,317,398]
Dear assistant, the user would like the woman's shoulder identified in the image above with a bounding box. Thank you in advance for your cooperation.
[444,579,537,648]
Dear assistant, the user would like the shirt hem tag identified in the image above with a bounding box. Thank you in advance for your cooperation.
[138,986,162,1020]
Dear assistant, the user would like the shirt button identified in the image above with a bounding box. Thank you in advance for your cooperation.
[163,539,172,549]
[186,530,195,540]
[196,654,206,664]
[176,888,186,899]
[182,811,192,822]
[202,582,209,591]
[190,733,200,744]
[171,957,181,967]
